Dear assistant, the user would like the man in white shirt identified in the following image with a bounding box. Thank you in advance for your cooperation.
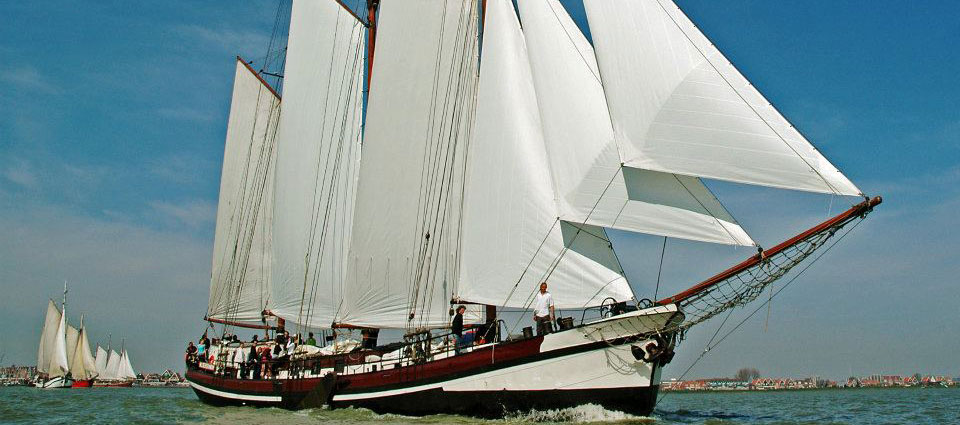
[533,282,555,336]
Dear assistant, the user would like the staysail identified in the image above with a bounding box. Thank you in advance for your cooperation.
[36,300,69,376]
[339,0,480,329]
[65,324,80,376]
[207,59,281,325]
[517,0,753,246]
[94,345,108,378]
[269,0,366,330]
[455,0,633,309]
[583,0,861,196]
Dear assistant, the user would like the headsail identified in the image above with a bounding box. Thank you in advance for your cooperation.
[583,0,861,196]
[48,306,70,378]
[69,326,97,380]
[455,0,633,309]
[65,324,80,375]
[518,0,753,246]
[207,59,281,325]
[269,0,366,330]
[340,0,480,329]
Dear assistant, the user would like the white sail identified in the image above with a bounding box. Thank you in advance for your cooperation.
[118,350,137,380]
[69,327,97,380]
[94,345,108,378]
[269,0,366,330]
[340,0,480,329]
[36,300,62,375]
[583,0,861,196]
[65,324,80,375]
[47,307,70,378]
[207,59,281,324]
[518,0,753,246]
[104,350,122,380]
[456,0,633,309]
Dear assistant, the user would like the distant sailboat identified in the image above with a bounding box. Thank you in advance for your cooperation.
[35,284,72,389]
[93,340,136,387]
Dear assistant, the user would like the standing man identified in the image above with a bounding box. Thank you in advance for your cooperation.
[451,305,467,354]
[533,282,555,336]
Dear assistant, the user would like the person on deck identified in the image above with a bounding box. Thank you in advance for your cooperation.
[533,282,555,336]
[306,332,317,346]
[451,305,474,354]
[185,342,198,367]
[248,344,260,379]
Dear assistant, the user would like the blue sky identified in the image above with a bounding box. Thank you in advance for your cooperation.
[0,0,957,379]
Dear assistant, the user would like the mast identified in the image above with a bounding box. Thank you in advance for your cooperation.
[366,0,379,88]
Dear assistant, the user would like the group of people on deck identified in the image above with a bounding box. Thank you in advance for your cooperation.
[186,328,325,379]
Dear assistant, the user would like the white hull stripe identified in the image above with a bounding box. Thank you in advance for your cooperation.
[190,381,283,403]
[333,346,653,402]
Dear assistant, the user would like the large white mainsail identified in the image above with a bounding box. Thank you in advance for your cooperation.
[269,0,366,330]
[47,306,70,378]
[456,0,632,309]
[340,0,480,329]
[36,300,67,376]
[103,350,122,380]
[583,0,861,196]
[207,59,281,325]
[94,345,108,378]
[517,0,753,246]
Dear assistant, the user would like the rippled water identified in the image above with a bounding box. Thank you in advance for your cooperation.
[1,386,956,424]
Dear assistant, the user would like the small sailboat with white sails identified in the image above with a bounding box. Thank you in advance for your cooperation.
[93,337,138,387]
[185,0,881,416]
[35,283,99,388]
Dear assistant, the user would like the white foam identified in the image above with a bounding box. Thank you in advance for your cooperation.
[507,403,652,423]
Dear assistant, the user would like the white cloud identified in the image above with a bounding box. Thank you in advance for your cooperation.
[0,65,59,94]
[2,158,39,189]
[171,23,271,54]
[149,199,216,228]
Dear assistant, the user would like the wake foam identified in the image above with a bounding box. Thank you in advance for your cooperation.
[507,403,653,423]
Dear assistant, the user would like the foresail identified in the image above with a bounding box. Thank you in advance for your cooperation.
[207,59,281,325]
[584,0,861,196]
[36,300,61,375]
[518,0,754,246]
[270,0,366,330]
[65,325,80,375]
[456,0,633,310]
[340,0,480,329]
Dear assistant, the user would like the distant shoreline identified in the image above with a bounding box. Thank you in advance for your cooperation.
[663,385,957,393]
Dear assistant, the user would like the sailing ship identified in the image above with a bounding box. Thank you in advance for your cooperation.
[93,338,138,387]
[185,0,880,416]
[35,283,99,388]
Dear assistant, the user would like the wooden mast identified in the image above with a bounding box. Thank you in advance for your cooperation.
[366,0,379,88]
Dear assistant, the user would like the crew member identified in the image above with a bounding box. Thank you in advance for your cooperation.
[533,282,555,336]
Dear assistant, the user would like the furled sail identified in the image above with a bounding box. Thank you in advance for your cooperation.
[104,350,122,380]
[270,0,366,330]
[583,0,861,196]
[455,0,633,309]
[340,0,480,329]
[36,300,68,376]
[118,350,137,380]
[94,346,108,378]
[517,0,753,246]
[207,59,281,325]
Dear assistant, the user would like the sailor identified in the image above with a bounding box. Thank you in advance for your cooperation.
[306,332,317,346]
[451,305,466,354]
[533,282,555,336]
